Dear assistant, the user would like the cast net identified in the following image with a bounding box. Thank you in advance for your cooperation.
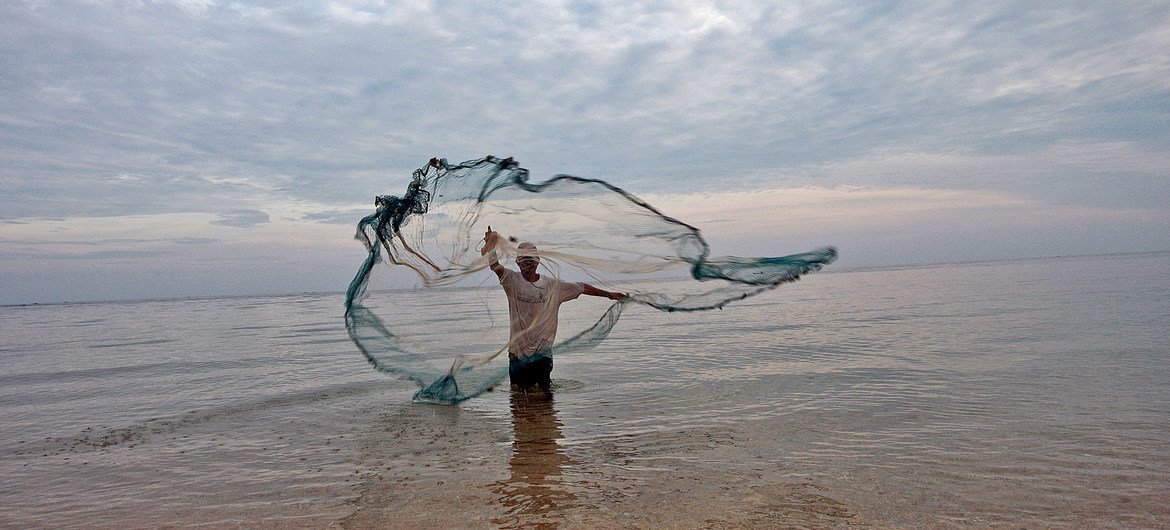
[344,156,837,403]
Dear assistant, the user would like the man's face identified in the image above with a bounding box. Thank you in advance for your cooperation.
[517,256,539,274]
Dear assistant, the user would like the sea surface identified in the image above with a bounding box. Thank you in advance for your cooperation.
[2,252,1168,528]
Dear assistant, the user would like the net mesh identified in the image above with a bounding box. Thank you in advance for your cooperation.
[344,156,837,403]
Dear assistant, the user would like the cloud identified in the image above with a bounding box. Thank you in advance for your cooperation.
[4,1,1166,211]
[57,249,173,260]
[301,208,374,225]
[641,184,1170,265]
[643,185,1034,235]
[172,237,220,245]
[795,140,1170,207]
[0,0,1167,303]
[211,209,270,228]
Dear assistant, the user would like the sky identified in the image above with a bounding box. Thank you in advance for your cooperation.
[1,1,1168,305]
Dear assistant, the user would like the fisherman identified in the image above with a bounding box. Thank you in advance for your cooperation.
[481,227,625,392]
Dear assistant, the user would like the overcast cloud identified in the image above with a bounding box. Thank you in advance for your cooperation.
[1,1,1168,304]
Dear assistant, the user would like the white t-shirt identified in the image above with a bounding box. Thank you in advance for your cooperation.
[500,268,584,359]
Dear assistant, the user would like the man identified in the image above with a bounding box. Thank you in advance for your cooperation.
[481,227,625,392]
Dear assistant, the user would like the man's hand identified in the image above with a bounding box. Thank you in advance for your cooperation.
[481,227,500,256]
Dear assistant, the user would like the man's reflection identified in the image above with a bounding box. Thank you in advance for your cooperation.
[492,389,576,526]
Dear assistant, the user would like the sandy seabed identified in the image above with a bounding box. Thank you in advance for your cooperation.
[330,390,863,529]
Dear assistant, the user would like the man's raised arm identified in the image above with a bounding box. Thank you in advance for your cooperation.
[482,227,506,279]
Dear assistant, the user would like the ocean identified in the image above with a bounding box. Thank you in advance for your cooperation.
[2,252,1167,528]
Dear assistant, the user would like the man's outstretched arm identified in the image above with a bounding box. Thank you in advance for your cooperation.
[581,283,627,301]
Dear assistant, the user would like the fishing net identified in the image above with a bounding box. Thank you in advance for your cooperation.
[344,156,837,403]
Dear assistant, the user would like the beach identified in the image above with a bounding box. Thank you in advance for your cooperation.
[2,252,1168,528]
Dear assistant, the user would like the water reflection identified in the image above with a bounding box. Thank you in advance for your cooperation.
[492,389,576,527]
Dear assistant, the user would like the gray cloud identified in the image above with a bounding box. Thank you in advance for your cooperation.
[1,0,1167,303]
[302,209,375,225]
[211,209,270,228]
[4,1,1166,208]
[172,237,220,245]
[60,249,172,260]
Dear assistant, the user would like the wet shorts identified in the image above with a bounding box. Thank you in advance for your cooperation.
[509,353,553,390]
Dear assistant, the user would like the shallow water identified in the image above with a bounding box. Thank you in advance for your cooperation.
[2,252,1168,527]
